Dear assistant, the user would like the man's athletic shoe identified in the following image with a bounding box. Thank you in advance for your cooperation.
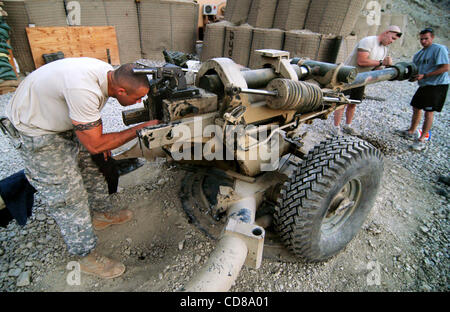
[92,209,133,231]
[410,140,428,152]
[343,125,358,136]
[330,126,342,136]
[395,129,416,140]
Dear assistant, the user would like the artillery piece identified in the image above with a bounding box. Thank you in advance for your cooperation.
[113,50,417,291]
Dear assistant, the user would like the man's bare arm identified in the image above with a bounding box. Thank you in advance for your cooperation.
[72,118,159,155]
[412,64,449,81]
[356,50,392,68]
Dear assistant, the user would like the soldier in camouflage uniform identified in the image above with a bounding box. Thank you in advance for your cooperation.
[18,130,110,256]
[5,58,159,279]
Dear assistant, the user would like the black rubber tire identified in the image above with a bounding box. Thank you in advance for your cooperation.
[274,136,384,262]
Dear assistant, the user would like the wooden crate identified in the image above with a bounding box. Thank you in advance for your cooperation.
[26,26,120,68]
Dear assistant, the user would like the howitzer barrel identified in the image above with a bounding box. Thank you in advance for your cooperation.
[341,67,398,90]
[197,60,357,94]
[341,62,417,91]
[291,59,358,84]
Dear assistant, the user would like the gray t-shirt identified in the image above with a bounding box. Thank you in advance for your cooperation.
[7,57,113,136]
[413,43,450,87]
[345,36,388,73]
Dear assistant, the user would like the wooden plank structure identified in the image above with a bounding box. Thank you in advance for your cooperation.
[25,26,120,68]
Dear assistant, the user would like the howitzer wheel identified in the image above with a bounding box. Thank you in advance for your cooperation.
[274,136,384,262]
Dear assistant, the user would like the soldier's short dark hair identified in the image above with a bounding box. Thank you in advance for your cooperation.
[420,28,434,35]
[113,63,149,92]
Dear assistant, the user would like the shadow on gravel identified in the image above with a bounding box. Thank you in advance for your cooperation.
[355,134,408,156]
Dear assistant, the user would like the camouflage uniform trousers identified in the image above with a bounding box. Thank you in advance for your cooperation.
[17,130,113,257]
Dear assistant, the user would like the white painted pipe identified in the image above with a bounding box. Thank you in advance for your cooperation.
[183,235,248,292]
[184,196,257,292]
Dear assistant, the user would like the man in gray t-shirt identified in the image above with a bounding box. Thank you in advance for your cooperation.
[396,28,449,151]
[332,26,402,136]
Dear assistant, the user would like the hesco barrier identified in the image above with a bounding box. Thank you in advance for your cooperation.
[335,35,358,64]
[3,0,198,73]
[103,0,141,65]
[200,20,232,62]
[283,30,321,61]
[3,0,67,73]
[246,0,278,29]
[224,24,253,67]
[285,30,341,63]
[223,0,252,25]
[248,28,284,69]
[304,0,365,36]
[316,34,341,64]
[272,0,311,31]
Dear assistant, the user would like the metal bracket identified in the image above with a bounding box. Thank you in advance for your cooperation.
[255,49,298,81]
[224,218,265,269]
[223,105,246,125]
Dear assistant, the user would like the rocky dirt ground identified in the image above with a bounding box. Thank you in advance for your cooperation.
[1,79,448,293]
[0,0,448,295]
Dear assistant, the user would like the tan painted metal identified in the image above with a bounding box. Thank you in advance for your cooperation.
[183,235,248,292]
[184,172,283,292]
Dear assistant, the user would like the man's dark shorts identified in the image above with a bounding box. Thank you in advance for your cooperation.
[344,86,365,101]
[410,84,449,112]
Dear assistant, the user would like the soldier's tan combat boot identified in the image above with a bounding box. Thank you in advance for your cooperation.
[79,251,126,279]
[92,209,133,231]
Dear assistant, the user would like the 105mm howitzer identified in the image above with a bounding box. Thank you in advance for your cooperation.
[114,50,417,291]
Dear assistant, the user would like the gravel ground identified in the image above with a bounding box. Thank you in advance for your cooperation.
[0,0,449,290]
[0,74,448,292]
